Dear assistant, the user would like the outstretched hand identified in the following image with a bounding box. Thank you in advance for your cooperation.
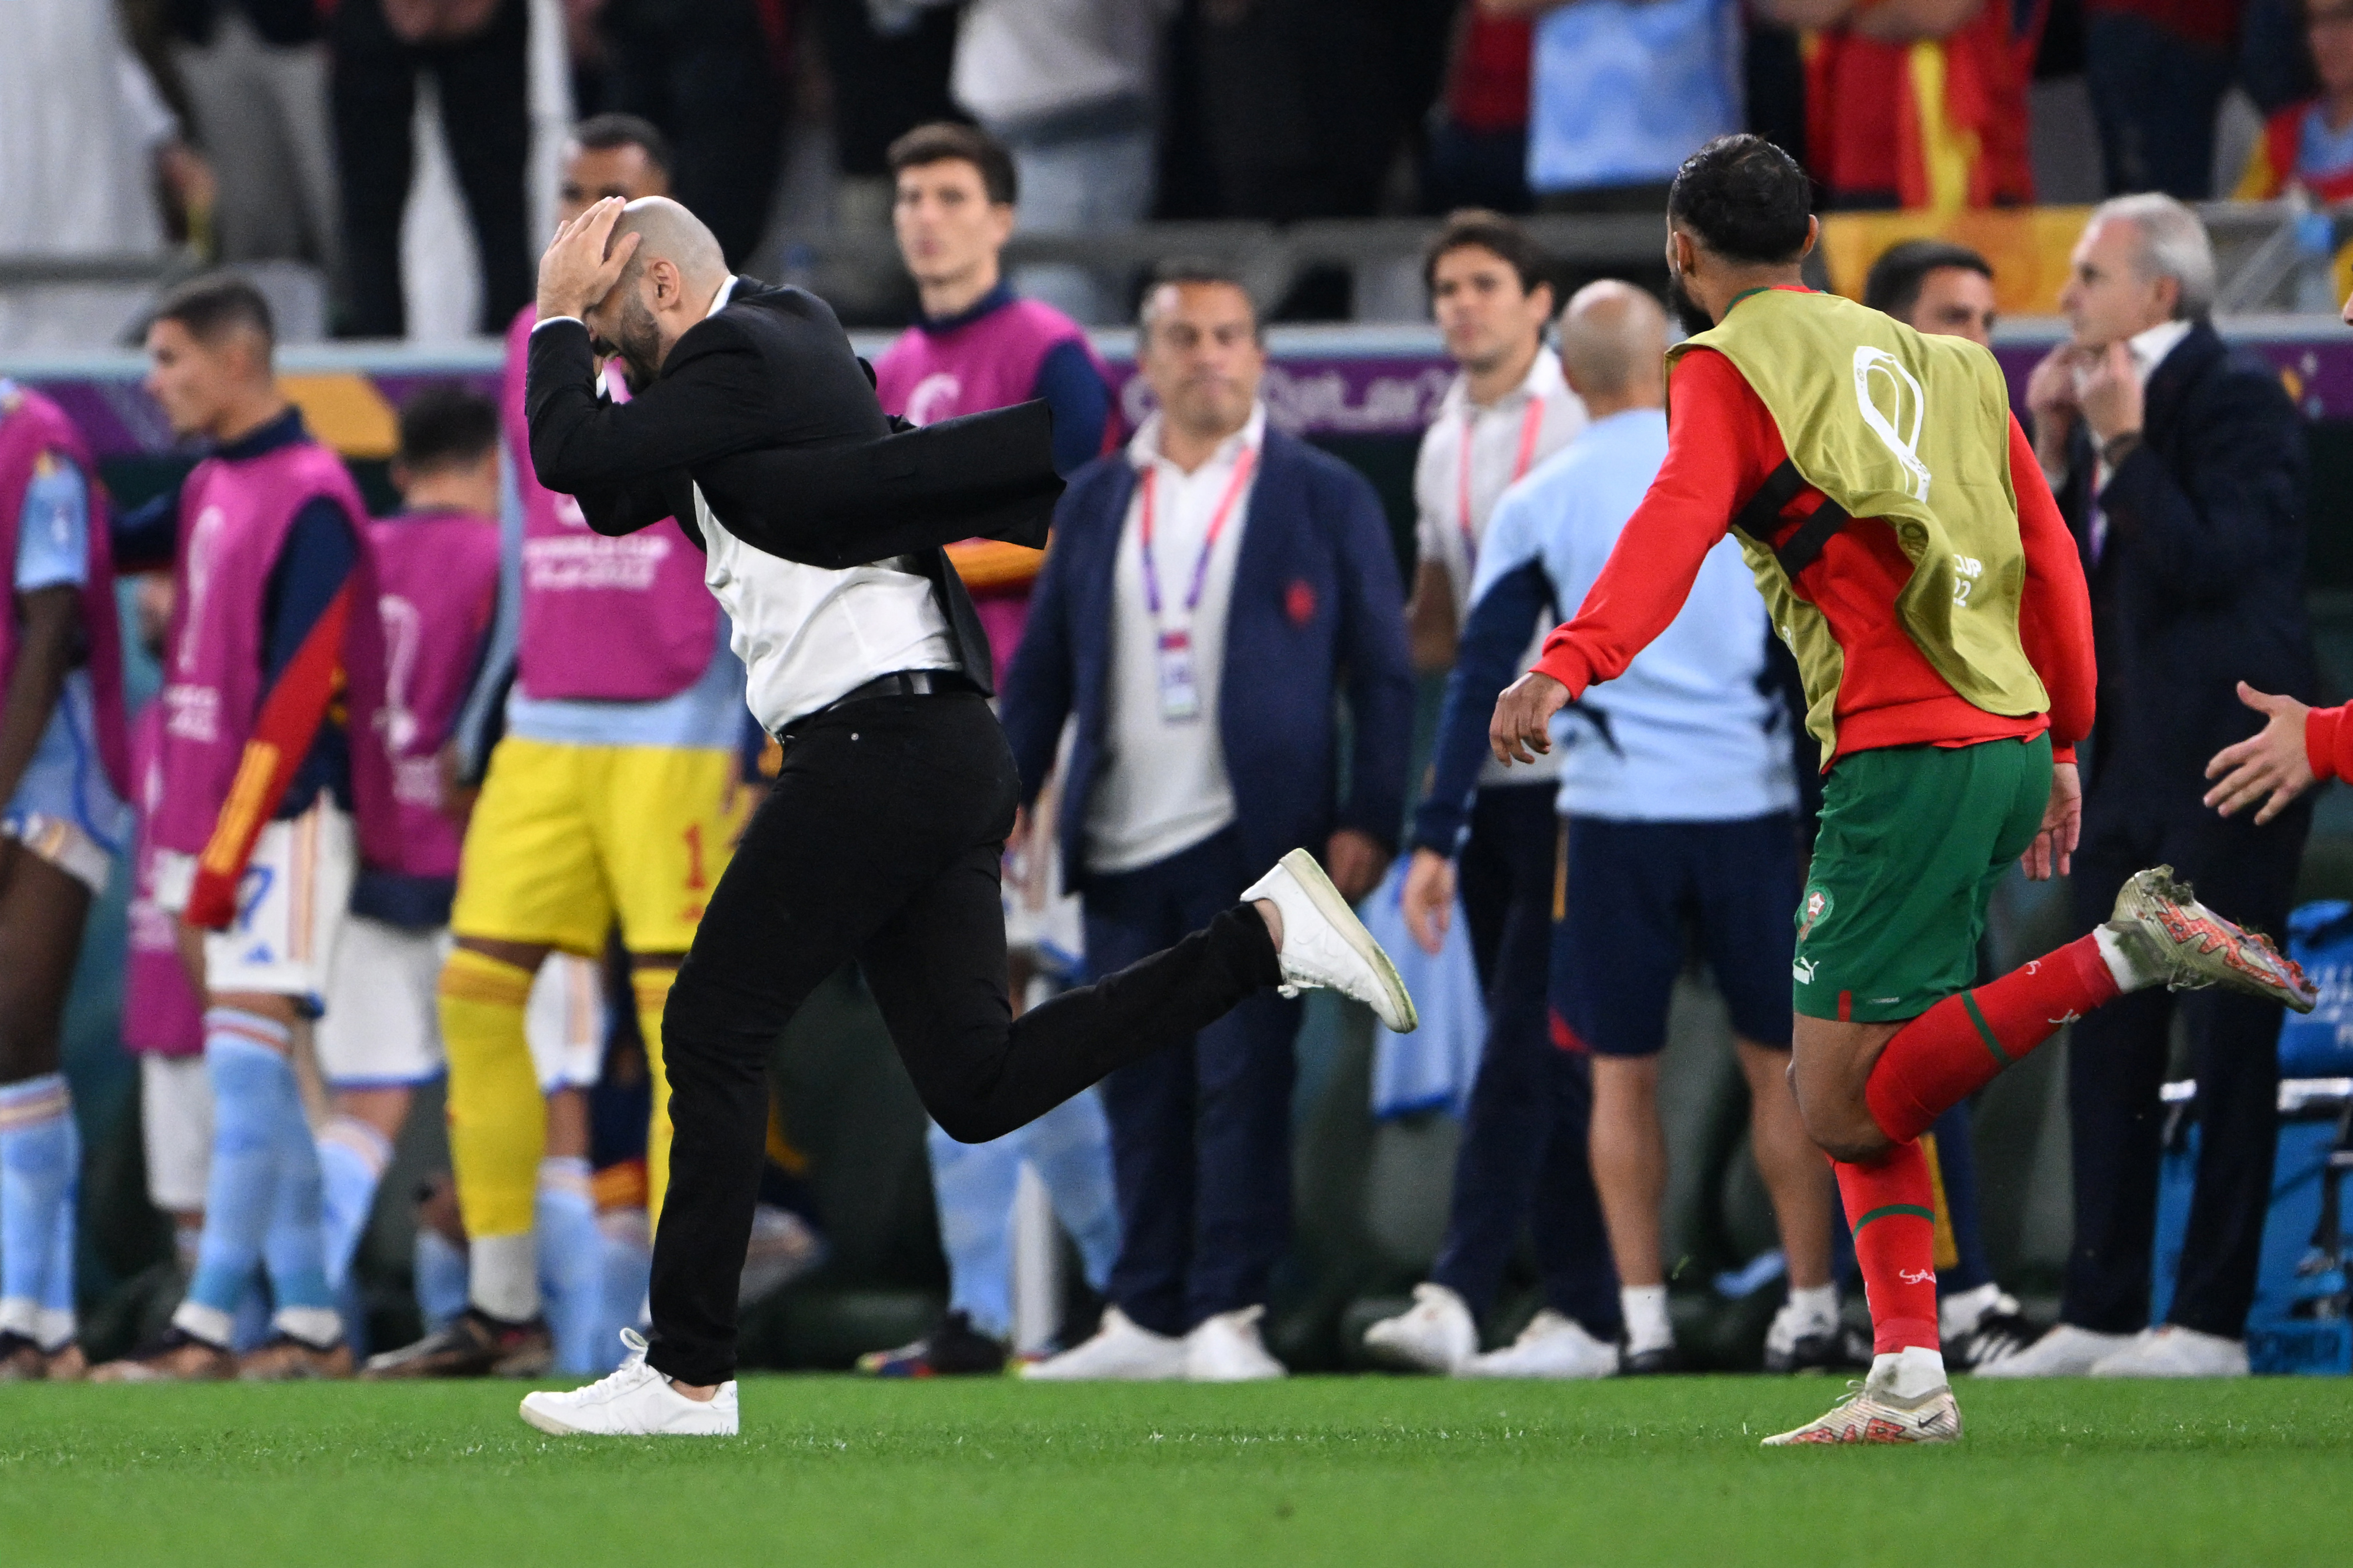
[537,195,640,322]
[1490,670,1569,766]
[2021,760,2080,882]
[2204,681,2316,825]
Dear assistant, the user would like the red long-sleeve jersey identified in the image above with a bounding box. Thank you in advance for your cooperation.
[1532,346,2097,768]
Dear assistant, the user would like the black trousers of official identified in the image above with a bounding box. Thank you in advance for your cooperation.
[329,0,532,338]
[649,693,1280,1384]
[2062,790,2311,1340]
[1429,785,1620,1336]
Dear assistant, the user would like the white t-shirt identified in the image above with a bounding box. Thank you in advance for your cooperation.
[1083,405,1266,875]
[681,277,958,733]
[1412,346,1585,786]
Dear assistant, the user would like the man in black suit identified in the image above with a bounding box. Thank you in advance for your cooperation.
[508,197,1418,1436]
[1991,195,2319,1380]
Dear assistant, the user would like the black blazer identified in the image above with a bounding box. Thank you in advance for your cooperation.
[2053,321,2318,814]
[524,278,1065,696]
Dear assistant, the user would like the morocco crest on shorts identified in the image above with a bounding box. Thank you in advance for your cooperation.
[1798,886,1834,942]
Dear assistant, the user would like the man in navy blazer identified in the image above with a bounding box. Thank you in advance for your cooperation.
[1004,263,1414,1380]
[2005,195,2320,1380]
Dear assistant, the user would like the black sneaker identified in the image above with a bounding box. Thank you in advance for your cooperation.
[1618,1343,1684,1376]
[362,1308,552,1380]
[1949,1307,2040,1372]
[855,1310,1008,1377]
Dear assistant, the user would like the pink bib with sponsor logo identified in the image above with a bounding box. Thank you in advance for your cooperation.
[0,384,129,798]
[367,508,501,879]
[502,305,719,703]
[151,439,404,873]
[124,703,204,1057]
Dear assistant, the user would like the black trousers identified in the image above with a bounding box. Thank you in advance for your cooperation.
[1431,785,1619,1335]
[331,0,532,338]
[649,693,1279,1383]
[1084,830,1301,1335]
[599,0,786,269]
[2062,790,2310,1339]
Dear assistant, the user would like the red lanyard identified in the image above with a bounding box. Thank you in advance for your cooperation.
[1457,396,1547,566]
[1139,448,1258,620]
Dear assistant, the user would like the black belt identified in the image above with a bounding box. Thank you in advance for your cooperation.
[777,669,966,740]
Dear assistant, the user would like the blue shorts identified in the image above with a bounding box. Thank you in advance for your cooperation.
[1549,813,1800,1057]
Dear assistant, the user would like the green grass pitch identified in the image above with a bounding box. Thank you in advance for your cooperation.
[3,1376,2348,1566]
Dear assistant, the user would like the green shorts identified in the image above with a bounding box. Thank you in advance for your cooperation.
[1792,734,2052,1023]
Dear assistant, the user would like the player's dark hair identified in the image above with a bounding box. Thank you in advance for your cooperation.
[1137,258,1262,341]
[1863,239,1995,322]
[887,121,1018,207]
[571,112,672,175]
[396,383,501,473]
[150,273,275,348]
[1422,209,1553,299]
[1665,134,1814,265]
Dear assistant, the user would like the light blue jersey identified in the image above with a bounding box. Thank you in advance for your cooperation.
[1528,0,1742,195]
[1471,408,1795,823]
[6,459,129,850]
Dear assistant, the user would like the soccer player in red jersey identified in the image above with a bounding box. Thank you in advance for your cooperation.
[1491,135,2316,1445]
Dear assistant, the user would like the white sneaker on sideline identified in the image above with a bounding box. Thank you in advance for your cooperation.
[1361,1283,1477,1374]
[518,1330,738,1436]
[1971,1323,2137,1378]
[1021,1306,1186,1382]
[2089,1325,2250,1377]
[1187,1306,1287,1382]
[1242,849,1418,1032]
[1458,1311,1618,1379]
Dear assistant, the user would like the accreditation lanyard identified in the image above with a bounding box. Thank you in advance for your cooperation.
[1457,395,1547,571]
[1138,447,1257,723]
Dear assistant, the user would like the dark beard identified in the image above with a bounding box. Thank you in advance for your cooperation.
[614,291,662,392]
[1665,270,1716,339]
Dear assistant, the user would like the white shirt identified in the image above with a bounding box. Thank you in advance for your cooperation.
[1412,345,1586,786]
[546,275,961,733]
[1084,404,1266,875]
[2087,318,2195,562]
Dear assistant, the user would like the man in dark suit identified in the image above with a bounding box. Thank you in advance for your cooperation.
[511,199,1418,1434]
[1004,263,1417,1382]
[1995,195,2319,1380]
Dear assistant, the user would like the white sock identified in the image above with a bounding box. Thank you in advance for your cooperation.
[1871,1345,1948,1400]
[171,1299,235,1349]
[2094,925,2162,993]
[272,1304,342,1349]
[1786,1283,1839,1325]
[468,1232,539,1323]
[1621,1285,1672,1353]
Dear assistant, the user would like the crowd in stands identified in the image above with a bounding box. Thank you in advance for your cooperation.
[11,0,2353,343]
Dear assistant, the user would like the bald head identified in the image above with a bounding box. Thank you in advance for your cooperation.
[611,196,728,302]
[1555,281,1667,409]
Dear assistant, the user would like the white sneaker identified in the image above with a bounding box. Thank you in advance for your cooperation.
[1458,1311,1618,1379]
[1242,849,1418,1033]
[1020,1306,1187,1382]
[1186,1306,1287,1382]
[2089,1325,2250,1377]
[1971,1322,2137,1379]
[1761,1377,1962,1446]
[1361,1283,1477,1374]
[518,1329,738,1436]
[1761,1299,1848,1374]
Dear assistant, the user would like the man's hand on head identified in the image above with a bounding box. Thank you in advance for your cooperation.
[537,196,640,322]
[1490,670,1569,765]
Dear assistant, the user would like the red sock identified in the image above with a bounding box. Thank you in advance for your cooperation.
[1835,1143,1941,1355]
[1863,935,2119,1143]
